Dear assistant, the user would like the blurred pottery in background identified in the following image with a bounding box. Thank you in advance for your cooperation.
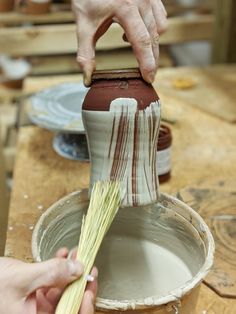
[17,0,51,14]
[1,78,24,89]
[157,124,172,183]
[0,55,31,90]
[0,0,15,12]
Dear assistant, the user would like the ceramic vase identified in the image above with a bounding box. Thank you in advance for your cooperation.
[82,69,161,207]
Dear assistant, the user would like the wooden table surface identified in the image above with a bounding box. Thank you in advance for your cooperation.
[5,66,236,313]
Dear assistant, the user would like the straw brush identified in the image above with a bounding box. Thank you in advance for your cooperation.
[56,180,122,314]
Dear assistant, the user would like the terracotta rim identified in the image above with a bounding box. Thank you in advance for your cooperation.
[92,68,142,81]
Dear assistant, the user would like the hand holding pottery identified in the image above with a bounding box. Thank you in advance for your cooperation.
[72,0,167,86]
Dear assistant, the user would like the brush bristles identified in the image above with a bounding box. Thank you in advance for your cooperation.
[56,181,121,314]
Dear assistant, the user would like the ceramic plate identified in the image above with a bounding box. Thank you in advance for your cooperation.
[27,82,89,133]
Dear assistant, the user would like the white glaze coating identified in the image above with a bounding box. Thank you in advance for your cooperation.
[96,235,192,299]
[83,98,161,207]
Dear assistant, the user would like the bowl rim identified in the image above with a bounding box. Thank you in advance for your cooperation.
[32,189,215,311]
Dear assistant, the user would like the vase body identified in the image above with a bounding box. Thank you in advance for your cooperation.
[82,69,161,207]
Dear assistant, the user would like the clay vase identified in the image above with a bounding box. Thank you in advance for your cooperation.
[0,0,15,12]
[17,0,51,15]
[82,69,161,207]
[1,78,24,89]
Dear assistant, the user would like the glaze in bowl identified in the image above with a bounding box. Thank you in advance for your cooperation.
[32,189,214,314]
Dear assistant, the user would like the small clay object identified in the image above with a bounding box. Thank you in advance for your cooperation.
[172,77,196,90]
[0,0,15,12]
[1,78,24,90]
[17,0,51,15]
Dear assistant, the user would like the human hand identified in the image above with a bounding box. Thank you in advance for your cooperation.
[0,248,98,314]
[72,0,167,86]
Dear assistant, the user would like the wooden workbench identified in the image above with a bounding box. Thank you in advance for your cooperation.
[5,66,236,313]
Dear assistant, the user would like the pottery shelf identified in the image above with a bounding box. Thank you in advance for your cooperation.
[0,103,17,175]
[0,2,213,26]
[0,13,213,83]
[0,0,214,79]
[0,15,213,57]
[0,4,72,26]
[0,1,213,102]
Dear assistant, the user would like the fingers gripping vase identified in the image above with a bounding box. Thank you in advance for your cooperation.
[82,69,161,207]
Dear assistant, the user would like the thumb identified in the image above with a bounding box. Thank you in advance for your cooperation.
[22,258,84,295]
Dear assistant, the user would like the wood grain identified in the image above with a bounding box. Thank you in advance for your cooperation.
[178,179,236,298]
[6,127,90,261]
[154,65,236,122]
[0,134,9,255]
[212,0,236,63]
[29,48,174,76]
[196,283,236,313]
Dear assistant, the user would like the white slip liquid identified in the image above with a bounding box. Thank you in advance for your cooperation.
[96,235,193,300]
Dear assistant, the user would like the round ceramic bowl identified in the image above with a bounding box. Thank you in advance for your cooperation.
[0,57,31,90]
[28,82,89,134]
[32,189,214,314]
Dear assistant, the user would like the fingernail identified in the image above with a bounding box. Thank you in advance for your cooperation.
[67,247,77,260]
[147,72,155,83]
[91,267,98,278]
[83,67,93,87]
[86,274,95,282]
[68,260,84,276]
[84,75,91,87]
